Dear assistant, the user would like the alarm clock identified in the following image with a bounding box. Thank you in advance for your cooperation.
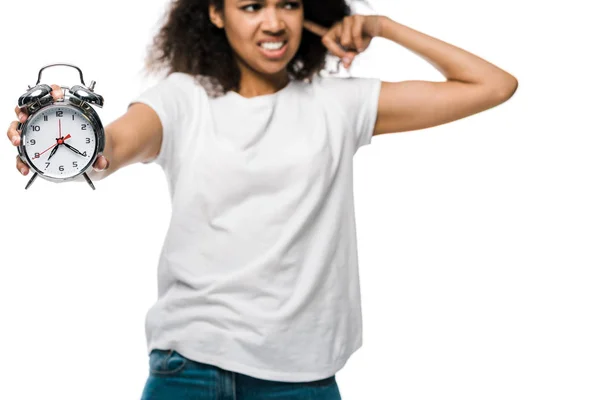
[16,63,105,190]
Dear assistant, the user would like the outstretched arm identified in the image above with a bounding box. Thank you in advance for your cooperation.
[86,102,163,181]
[11,86,164,181]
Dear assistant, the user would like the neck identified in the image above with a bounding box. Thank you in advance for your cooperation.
[235,61,290,98]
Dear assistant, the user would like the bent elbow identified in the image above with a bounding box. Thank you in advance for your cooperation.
[497,78,518,100]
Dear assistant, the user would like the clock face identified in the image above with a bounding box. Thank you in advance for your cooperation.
[23,105,96,179]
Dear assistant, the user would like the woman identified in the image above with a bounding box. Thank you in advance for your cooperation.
[8,0,517,398]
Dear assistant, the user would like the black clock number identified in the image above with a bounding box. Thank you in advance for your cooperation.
[72,115,75,121]
[45,162,50,170]
[56,111,63,118]
[29,139,36,145]
[31,125,40,132]
[85,138,91,144]
[83,151,87,156]
[34,152,40,158]
[81,124,87,131]
[59,165,64,172]
[72,161,78,168]
[43,115,48,122]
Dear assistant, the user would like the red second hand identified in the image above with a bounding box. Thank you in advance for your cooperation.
[57,134,71,145]
[35,143,58,158]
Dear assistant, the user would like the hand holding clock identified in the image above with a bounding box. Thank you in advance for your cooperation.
[6,84,110,176]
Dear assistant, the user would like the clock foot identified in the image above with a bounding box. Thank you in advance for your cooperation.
[83,172,95,190]
[25,172,38,190]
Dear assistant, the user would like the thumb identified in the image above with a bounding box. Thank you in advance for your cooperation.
[93,155,110,171]
[342,51,357,68]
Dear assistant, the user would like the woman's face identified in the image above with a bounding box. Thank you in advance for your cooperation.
[210,0,304,78]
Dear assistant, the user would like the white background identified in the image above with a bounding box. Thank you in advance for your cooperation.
[0,0,598,399]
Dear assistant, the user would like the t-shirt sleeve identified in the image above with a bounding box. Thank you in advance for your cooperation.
[353,77,381,152]
[327,76,382,154]
[128,73,188,169]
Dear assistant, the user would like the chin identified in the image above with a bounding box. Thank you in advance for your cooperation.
[253,61,292,77]
[262,64,290,76]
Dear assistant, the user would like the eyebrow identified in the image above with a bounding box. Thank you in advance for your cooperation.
[236,0,293,3]
[236,0,302,4]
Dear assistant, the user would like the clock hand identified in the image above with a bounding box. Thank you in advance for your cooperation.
[35,142,58,159]
[58,119,62,140]
[57,134,71,143]
[63,142,86,157]
[47,145,59,161]
[36,133,73,161]
[47,132,73,157]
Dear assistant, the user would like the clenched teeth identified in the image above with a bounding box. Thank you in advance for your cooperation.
[260,42,285,50]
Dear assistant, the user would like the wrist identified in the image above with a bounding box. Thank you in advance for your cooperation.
[376,15,393,38]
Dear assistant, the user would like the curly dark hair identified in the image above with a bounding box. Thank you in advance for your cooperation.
[144,0,351,96]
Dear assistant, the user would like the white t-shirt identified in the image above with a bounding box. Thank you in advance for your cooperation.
[129,72,381,382]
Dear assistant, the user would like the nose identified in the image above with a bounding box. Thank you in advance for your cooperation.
[261,7,285,34]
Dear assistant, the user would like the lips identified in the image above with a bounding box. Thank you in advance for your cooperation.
[257,40,289,59]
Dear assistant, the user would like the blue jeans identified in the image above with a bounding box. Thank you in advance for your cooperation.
[141,349,343,400]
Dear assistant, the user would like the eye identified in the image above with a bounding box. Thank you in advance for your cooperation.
[241,1,300,12]
[241,3,261,12]
[283,1,301,10]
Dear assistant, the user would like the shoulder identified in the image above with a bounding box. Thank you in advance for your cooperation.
[164,71,196,83]
[309,74,381,98]
[310,74,379,87]
[157,73,211,106]
[164,72,204,91]
[133,73,210,122]
[305,74,381,112]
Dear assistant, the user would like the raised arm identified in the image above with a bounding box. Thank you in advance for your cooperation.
[303,15,518,137]
[374,79,513,136]
[373,17,518,136]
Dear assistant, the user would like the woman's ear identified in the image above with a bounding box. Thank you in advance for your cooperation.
[208,5,225,29]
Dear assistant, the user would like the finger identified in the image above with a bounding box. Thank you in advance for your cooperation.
[340,17,354,50]
[14,105,28,123]
[303,19,329,37]
[322,24,347,58]
[337,20,358,68]
[334,22,359,67]
[7,121,21,146]
[50,84,64,101]
[322,35,348,61]
[352,17,366,52]
[16,155,29,175]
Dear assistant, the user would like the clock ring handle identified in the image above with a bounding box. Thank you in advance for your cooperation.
[35,63,87,87]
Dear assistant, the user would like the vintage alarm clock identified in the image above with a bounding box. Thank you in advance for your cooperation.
[16,63,105,190]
